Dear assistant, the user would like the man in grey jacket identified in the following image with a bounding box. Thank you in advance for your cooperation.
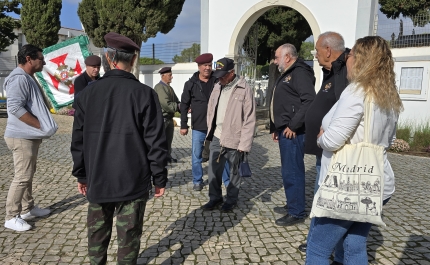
[203,58,256,212]
[3,44,58,231]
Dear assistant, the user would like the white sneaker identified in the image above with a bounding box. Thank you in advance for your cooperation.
[4,216,32,231]
[21,205,51,220]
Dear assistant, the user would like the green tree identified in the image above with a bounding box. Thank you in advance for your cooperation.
[298,41,314,60]
[172,43,200,63]
[21,0,62,48]
[244,7,312,66]
[78,0,185,77]
[139,57,164,65]
[0,0,20,51]
[380,0,430,27]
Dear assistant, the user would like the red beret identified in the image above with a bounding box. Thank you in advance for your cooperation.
[195,53,213,64]
[84,55,101,66]
[158,67,171,74]
[104,32,140,53]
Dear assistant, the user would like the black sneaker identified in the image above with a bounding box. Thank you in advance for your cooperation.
[273,205,288,214]
[275,214,305,226]
[202,199,223,211]
[221,202,237,212]
[298,243,307,253]
[193,184,203,191]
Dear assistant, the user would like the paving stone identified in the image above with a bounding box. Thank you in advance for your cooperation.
[0,115,429,264]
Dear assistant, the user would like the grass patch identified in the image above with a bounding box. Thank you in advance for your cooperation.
[411,121,430,149]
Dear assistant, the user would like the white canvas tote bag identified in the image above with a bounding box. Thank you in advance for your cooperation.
[310,100,386,226]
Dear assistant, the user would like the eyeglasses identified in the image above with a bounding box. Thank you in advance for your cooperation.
[36,57,45,61]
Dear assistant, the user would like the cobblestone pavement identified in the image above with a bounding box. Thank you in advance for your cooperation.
[0,115,429,265]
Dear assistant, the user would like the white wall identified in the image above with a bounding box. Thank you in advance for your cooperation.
[203,0,368,61]
[392,47,430,125]
[139,63,198,98]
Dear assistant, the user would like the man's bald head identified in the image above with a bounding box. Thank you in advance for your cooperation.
[315,32,346,70]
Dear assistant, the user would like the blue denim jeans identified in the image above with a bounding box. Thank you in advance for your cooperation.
[278,131,306,218]
[306,198,391,264]
[192,130,229,186]
[305,217,372,265]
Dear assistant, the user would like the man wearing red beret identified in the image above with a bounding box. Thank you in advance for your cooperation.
[180,53,229,191]
[71,32,168,264]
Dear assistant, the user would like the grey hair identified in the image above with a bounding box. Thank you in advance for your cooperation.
[106,48,135,64]
[318,31,345,52]
[279,43,298,59]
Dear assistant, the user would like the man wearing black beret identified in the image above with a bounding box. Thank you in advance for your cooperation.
[71,32,168,264]
[154,66,180,163]
[72,55,101,108]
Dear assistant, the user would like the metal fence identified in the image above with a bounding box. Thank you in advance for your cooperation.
[377,13,430,48]
[140,41,200,64]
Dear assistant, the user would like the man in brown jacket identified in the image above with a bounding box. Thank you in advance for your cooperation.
[203,58,256,212]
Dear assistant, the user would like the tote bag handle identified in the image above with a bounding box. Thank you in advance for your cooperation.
[363,99,373,144]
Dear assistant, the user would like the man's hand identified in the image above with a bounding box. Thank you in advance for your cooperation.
[154,186,165,197]
[272,132,279,143]
[180,129,188,136]
[188,108,192,113]
[19,112,41,129]
[283,127,296,139]
[317,127,324,138]
[78,183,87,196]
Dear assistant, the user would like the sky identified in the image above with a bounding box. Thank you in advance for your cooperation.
[60,0,200,44]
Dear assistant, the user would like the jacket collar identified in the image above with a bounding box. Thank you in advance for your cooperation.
[332,48,350,74]
[102,69,137,80]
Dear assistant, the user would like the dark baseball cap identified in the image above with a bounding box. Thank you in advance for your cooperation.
[213,57,235,78]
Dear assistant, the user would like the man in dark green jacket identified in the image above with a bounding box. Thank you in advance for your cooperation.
[154,67,180,163]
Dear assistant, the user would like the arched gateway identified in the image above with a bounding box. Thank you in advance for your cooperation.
[201,0,378,88]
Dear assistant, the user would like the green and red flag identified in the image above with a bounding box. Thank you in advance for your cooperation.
[35,35,91,110]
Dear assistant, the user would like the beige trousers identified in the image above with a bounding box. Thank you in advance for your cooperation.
[4,137,42,221]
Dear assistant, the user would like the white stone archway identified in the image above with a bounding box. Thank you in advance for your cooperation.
[225,0,322,88]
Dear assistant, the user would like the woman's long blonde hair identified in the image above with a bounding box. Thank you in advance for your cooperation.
[349,36,403,115]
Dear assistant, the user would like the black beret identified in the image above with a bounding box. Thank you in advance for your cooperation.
[84,55,101,66]
[195,53,213,64]
[104,32,140,53]
[158,67,171,74]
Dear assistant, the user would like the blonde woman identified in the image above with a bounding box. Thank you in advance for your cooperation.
[305,36,403,264]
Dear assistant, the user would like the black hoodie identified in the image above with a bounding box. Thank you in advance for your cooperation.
[304,49,350,156]
[269,58,316,134]
[180,71,218,130]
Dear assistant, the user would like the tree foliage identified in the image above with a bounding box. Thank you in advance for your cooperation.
[244,6,312,65]
[0,0,20,51]
[139,56,164,65]
[298,41,314,60]
[78,0,185,48]
[380,0,430,27]
[172,43,200,63]
[21,0,62,48]
[78,0,185,77]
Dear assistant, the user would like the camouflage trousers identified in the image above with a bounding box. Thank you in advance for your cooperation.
[87,192,149,265]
